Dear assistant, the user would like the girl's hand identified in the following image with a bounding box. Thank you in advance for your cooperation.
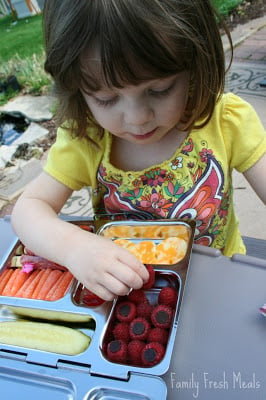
[11,172,149,301]
[64,230,149,301]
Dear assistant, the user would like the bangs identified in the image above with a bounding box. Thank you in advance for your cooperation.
[80,45,188,93]
[79,2,191,92]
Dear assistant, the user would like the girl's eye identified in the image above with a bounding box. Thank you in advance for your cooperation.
[149,83,175,98]
[93,96,118,107]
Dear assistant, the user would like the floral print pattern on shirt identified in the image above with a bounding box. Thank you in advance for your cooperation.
[96,137,231,250]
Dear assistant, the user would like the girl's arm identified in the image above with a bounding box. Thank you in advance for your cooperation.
[11,172,148,300]
[243,152,266,204]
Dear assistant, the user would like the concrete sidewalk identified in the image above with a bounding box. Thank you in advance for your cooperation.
[0,15,266,242]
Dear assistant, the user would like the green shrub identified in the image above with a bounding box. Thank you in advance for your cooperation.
[212,0,243,16]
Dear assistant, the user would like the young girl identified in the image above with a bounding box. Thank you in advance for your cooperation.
[11,0,266,301]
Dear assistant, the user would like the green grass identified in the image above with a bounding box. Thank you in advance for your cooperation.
[212,0,243,16]
[0,13,52,104]
[0,14,44,61]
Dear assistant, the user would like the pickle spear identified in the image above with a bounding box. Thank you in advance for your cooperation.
[0,320,91,355]
[7,306,93,323]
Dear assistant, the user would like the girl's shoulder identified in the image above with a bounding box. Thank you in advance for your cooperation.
[215,92,262,124]
[212,93,265,172]
[56,123,111,150]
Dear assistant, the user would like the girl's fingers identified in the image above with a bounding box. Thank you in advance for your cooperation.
[90,277,130,301]
[93,283,117,302]
[99,272,132,298]
[108,261,145,290]
[116,248,149,282]
[86,262,143,301]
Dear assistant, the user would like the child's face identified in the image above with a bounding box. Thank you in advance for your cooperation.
[83,71,190,144]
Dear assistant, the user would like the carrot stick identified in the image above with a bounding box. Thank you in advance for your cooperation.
[35,270,63,300]
[45,271,74,301]
[31,269,51,299]
[2,269,21,296]
[10,268,29,296]
[3,268,29,296]
[16,270,41,298]
[0,269,14,295]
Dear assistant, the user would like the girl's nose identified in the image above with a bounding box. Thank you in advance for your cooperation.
[123,99,154,127]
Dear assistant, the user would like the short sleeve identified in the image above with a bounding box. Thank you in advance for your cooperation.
[44,127,105,191]
[221,93,266,172]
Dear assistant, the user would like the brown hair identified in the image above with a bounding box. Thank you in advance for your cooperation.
[43,0,232,141]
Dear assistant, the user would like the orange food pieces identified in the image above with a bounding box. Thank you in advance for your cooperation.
[114,236,187,265]
[0,267,73,301]
[102,223,190,242]
[156,237,187,264]
[129,241,157,264]
[113,239,135,250]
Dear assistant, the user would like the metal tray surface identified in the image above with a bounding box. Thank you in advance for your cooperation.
[0,269,182,376]
[86,388,150,399]
[0,218,194,397]
[0,357,166,400]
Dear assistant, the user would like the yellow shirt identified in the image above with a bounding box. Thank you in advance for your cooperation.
[45,93,266,256]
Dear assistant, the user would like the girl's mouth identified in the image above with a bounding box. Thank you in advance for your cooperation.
[130,128,157,140]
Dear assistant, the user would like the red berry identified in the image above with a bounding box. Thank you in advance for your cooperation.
[127,289,149,304]
[141,342,165,366]
[136,302,153,320]
[142,264,155,289]
[82,288,105,307]
[128,340,146,365]
[129,317,151,341]
[151,305,173,329]
[107,340,127,363]
[113,322,130,342]
[158,286,178,308]
[115,301,136,322]
[148,327,169,345]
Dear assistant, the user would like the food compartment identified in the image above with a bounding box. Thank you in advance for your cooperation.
[98,220,191,240]
[98,221,192,265]
[0,221,97,302]
[0,366,75,400]
[0,241,75,301]
[0,304,95,356]
[101,270,181,368]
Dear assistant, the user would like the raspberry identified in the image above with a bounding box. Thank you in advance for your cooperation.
[115,301,136,322]
[128,340,146,365]
[106,340,127,363]
[141,342,165,366]
[113,322,130,342]
[151,304,173,329]
[127,289,149,304]
[129,317,151,341]
[82,288,105,307]
[148,327,169,345]
[142,264,155,289]
[136,302,153,320]
[158,286,178,308]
